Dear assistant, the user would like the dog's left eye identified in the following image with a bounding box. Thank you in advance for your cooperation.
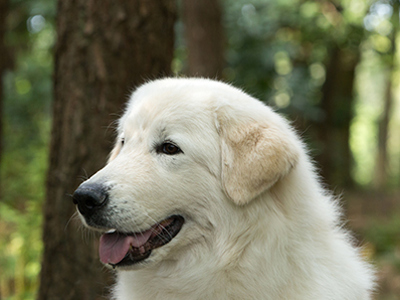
[160,142,182,155]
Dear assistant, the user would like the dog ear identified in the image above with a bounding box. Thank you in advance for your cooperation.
[220,122,299,205]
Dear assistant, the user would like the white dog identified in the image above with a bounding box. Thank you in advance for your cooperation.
[73,78,374,300]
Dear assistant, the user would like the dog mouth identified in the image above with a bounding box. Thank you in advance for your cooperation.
[99,215,184,268]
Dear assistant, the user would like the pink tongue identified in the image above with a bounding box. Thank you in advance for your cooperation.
[99,229,153,265]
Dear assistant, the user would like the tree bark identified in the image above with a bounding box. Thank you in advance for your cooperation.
[0,0,8,171]
[37,1,175,299]
[374,1,398,189]
[182,0,224,79]
[375,68,393,189]
[318,46,359,188]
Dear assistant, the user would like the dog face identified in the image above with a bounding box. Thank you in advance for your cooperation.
[73,78,300,270]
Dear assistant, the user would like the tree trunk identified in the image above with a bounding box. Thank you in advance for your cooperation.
[0,0,8,171]
[318,46,359,188]
[374,1,398,189]
[182,0,224,79]
[375,68,393,189]
[37,1,175,299]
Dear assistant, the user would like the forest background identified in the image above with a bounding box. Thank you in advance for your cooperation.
[0,0,399,299]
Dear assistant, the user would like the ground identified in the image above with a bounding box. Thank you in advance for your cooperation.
[346,191,400,300]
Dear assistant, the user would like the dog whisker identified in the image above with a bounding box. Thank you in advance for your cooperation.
[64,211,80,232]
[80,168,89,182]
[104,118,121,136]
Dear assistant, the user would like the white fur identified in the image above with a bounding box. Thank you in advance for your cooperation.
[81,78,374,299]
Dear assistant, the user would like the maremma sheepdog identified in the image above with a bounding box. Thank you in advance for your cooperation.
[73,78,375,300]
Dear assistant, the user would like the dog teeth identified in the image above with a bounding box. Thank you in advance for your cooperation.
[106,229,117,234]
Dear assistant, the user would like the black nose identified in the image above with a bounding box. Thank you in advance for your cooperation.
[72,183,109,217]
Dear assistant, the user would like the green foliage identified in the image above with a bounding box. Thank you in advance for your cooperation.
[366,216,400,255]
[0,0,55,298]
[222,0,363,114]
[363,215,400,270]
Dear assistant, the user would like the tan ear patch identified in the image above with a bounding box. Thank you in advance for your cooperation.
[221,124,299,205]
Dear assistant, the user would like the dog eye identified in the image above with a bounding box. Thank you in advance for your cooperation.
[161,142,182,155]
[121,138,125,146]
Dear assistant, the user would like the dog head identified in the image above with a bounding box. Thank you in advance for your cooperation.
[72,78,301,270]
